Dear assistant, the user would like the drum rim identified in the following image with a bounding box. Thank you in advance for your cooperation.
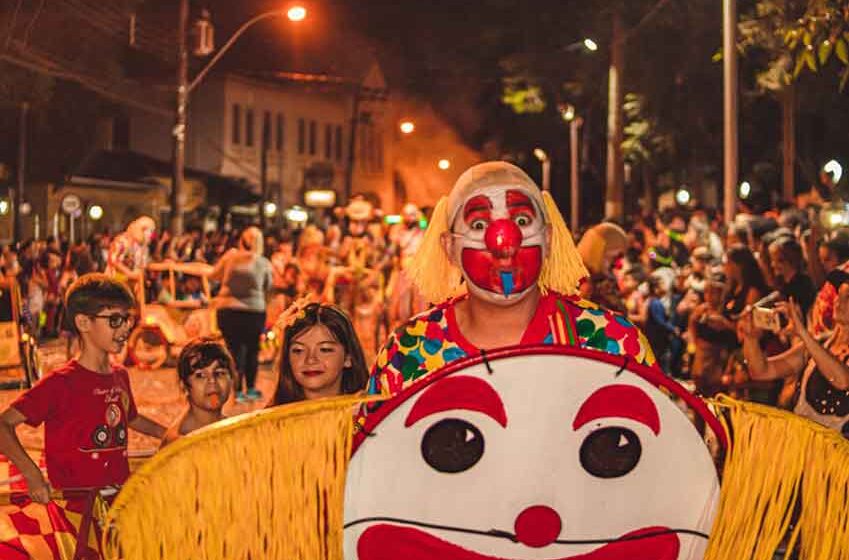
[354,344,728,452]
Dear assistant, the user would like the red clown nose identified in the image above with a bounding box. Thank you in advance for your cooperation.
[484,219,523,258]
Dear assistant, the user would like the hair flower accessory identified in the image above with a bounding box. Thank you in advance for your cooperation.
[275,295,319,331]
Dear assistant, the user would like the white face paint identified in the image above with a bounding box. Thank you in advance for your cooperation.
[345,351,720,560]
[449,186,548,306]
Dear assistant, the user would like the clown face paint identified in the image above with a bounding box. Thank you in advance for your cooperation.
[452,189,546,303]
[345,348,720,560]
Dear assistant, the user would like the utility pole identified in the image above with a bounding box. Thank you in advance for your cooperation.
[570,117,583,232]
[170,0,189,236]
[14,102,28,244]
[781,82,796,203]
[344,86,362,204]
[723,0,739,224]
[605,7,625,221]
[260,114,270,230]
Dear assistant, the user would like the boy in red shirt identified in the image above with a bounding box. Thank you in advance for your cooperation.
[0,273,165,503]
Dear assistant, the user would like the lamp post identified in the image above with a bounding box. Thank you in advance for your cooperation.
[170,4,306,236]
[722,0,738,225]
[533,148,551,193]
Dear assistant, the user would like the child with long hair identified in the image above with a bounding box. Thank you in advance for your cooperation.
[272,301,368,405]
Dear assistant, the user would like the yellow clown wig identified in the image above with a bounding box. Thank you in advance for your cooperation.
[408,161,588,303]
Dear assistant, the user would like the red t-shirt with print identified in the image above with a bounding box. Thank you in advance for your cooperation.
[12,360,138,489]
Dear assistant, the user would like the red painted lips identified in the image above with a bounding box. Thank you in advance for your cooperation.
[356,523,681,560]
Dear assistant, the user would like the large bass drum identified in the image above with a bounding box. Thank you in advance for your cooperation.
[345,345,726,560]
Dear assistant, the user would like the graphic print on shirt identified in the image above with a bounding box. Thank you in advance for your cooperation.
[84,386,129,452]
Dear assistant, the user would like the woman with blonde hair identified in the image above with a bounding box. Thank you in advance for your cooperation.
[210,226,272,402]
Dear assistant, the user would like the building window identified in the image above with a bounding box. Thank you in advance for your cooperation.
[334,125,343,162]
[245,108,254,147]
[232,104,241,145]
[309,120,317,155]
[276,114,284,152]
[262,111,271,149]
[324,123,332,160]
[298,118,305,154]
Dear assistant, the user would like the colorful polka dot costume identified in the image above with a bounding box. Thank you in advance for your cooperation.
[366,291,658,399]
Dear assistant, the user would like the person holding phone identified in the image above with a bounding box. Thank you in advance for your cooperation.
[740,287,849,437]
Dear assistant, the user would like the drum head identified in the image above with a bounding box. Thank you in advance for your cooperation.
[345,345,721,560]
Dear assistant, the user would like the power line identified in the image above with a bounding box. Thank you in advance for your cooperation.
[1,40,171,116]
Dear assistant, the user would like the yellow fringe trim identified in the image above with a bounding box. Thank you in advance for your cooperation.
[705,396,849,560]
[538,191,588,295]
[102,395,373,560]
[408,196,464,303]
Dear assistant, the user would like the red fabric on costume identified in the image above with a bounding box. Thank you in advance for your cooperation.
[12,360,137,489]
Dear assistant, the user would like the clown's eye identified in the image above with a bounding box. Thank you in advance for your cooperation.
[470,219,488,231]
[420,418,484,473]
[579,427,641,479]
[513,214,533,227]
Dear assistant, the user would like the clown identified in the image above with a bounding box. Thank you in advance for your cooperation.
[366,162,657,402]
[346,347,724,560]
[388,203,427,324]
[106,215,156,286]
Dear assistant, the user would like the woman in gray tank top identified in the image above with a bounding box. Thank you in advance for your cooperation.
[210,227,272,402]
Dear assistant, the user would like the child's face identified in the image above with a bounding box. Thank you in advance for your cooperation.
[186,359,232,412]
[78,306,135,355]
[288,325,350,399]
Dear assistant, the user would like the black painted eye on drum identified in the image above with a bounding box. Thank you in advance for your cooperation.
[421,418,485,473]
[579,426,642,479]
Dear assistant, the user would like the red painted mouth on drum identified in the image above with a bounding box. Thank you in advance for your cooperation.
[357,524,680,560]
[461,246,542,296]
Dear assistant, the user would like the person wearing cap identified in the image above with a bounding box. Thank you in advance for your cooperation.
[364,161,658,401]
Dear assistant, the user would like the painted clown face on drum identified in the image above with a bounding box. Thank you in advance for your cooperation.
[345,351,720,560]
[448,188,547,303]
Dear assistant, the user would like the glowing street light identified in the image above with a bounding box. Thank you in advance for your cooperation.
[399,121,415,135]
[824,159,843,184]
[0,199,9,216]
[560,104,576,122]
[739,181,751,199]
[287,5,307,22]
[263,201,278,217]
[676,187,692,206]
[533,148,551,192]
[583,38,599,52]
[438,159,451,170]
[285,206,309,224]
[88,205,104,221]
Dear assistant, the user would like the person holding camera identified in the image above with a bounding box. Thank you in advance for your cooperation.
[740,287,849,437]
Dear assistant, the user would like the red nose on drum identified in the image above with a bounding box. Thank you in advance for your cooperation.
[345,345,725,560]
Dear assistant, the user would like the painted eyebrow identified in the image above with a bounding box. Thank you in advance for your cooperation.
[506,190,536,210]
[463,195,493,220]
[572,384,660,435]
[405,376,508,428]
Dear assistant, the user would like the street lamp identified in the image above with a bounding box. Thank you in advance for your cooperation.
[399,120,415,135]
[170,4,307,236]
[88,205,104,221]
[559,103,583,231]
[563,38,599,53]
[824,159,843,184]
[263,201,278,218]
[533,148,551,193]
[438,159,451,170]
[676,187,692,206]
[739,181,751,199]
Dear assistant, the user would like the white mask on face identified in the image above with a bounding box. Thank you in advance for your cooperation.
[448,186,548,305]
